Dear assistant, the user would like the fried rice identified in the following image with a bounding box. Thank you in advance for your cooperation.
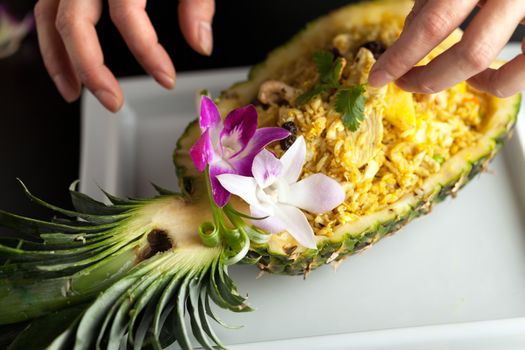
[255,21,488,239]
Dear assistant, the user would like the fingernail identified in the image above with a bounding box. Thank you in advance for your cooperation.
[94,89,121,113]
[52,74,77,102]
[368,68,393,87]
[155,71,175,89]
[198,21,213,56]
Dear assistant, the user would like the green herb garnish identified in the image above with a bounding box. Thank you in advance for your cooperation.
[335,85,366,132]
[296,51,344,105]
[313,51,344,88]
[297,50,367,131]
[295,84,325,106]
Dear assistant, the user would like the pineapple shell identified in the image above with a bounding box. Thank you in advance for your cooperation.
[174,0,522,275]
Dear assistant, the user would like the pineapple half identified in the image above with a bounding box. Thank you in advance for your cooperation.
[0,1,521,349]
[175,0,521,275]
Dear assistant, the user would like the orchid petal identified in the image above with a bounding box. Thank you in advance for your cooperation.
[287,174,346,214]
[209,165,235,207]
[189,129,214,172]
[250,205,286,234]
[275,204,317,249]
[216,174,259,207]
[231,127,290,176]
[199,96,221,131]
[252,149,282,189]
[220,105,258,158]
[280,136,306,183]
[268,204,317,249]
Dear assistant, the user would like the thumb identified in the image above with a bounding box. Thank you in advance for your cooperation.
[178,0,215,56]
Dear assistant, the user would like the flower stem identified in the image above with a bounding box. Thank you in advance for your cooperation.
[223,205,271,245]
[201,167,248,253]
[198,222,221,247]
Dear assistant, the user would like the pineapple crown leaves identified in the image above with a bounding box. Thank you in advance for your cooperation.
[62,252,249,350]
[0,181,251,350]
[296,50,367,132]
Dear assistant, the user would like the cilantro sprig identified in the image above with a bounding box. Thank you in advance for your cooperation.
[313,51,345,89]
[296,51,344,105]
[335,85,366,132]
[296,50,367,132]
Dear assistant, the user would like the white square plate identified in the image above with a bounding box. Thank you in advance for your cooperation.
[80,44,525,349]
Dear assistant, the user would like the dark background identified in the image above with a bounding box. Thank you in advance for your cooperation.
[0,0,523,219]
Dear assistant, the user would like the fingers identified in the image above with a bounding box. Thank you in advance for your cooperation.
[369,0,477,87]
[34,0,80,102]
[403,0,428,29]
[109,0,175,89]
[395,0,525,94]
[467,39,525,98]
[479,1,525,24]
[178,0,215,56]
[55,0,123,112]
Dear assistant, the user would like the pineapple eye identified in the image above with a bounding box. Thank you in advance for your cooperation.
[141,229,173,260]
[182,177,194,194]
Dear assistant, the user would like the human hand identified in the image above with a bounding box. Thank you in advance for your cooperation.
[34,0,215,112]
[369,0,525,98]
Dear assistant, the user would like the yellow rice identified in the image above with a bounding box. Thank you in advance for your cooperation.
[257,23,487,238]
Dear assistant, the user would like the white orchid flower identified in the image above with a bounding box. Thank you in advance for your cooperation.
[217,136,345,249]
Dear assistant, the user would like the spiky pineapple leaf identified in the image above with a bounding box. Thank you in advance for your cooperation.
[151,182,177,196]
[7,304,87,350]
[18,179,127,224]
[0,322,29,349]
[188,278,215,350]
[69,181,125,215]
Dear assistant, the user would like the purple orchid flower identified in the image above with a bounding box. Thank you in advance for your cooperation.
[190,96,290,207]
